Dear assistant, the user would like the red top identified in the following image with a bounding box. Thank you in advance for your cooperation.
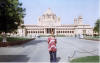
[48,37,57,52]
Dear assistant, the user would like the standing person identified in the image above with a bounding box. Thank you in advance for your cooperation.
[48,32,57,62]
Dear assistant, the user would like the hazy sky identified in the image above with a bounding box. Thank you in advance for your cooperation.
[19,0,99,27]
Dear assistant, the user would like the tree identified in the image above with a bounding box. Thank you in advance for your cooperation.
[21,24,25,37]
[0,0,25,42]
[93,19,100,36]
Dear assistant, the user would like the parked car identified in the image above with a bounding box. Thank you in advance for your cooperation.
[36,35,40,38]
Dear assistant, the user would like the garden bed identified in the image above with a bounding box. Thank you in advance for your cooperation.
[0,37,35,47]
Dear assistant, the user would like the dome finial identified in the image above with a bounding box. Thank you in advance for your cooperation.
[48,8,51,10]
[47,8,51,11]
[43,8,54,15]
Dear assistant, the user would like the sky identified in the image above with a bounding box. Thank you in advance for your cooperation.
[19,0,99,27]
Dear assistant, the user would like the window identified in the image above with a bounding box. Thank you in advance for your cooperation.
[72,31,74,33]
[70,31,72,33]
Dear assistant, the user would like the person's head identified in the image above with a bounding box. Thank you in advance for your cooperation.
[51,31,54,35]
[49,31,55,38]
[49,34,55,38]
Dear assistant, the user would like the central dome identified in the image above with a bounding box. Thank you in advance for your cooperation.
[38,8,61,26]
[43,8,55,15]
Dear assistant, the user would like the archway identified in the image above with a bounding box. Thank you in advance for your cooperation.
[46,28,55,34]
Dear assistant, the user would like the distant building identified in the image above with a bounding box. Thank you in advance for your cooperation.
[17,8,93,37]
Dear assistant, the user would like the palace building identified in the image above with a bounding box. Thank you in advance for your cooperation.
[17,8,93,37]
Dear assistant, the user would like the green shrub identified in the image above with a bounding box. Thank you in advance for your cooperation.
[0,37,29,42]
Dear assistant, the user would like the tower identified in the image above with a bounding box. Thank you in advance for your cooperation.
[74,18,78,25]
[74,16,83,25]
[78,16,83,25]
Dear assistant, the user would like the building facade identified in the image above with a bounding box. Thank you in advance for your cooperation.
[17,8,93,37]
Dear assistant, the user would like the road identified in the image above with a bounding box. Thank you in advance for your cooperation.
[0,37,99,62]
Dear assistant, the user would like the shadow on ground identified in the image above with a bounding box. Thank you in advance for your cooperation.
[0,55,30,62]
[57,57,61,62]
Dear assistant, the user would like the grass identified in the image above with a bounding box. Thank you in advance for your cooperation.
[84,36,100,41]
[40,35,66,37]
[0,37,29,42]
[40,35,49,37]
[85,36,100,39]
[56,35,66,37]
[70,56,100,63]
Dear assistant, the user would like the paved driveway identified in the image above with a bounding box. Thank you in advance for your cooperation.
[0,37,99,62]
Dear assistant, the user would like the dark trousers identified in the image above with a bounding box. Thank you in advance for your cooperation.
[49,51,56,62]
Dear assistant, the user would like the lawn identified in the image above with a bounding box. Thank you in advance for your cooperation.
[40,35,66,37]
[84,36,100,41]
[70,56,100,63]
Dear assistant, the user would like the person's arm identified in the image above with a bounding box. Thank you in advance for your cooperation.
[48,38,50,44]
[55,39,57,44]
